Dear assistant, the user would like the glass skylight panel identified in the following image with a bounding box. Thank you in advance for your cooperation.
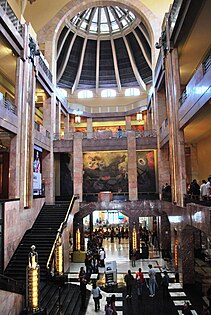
[101,8,107,23]
[71,6,136,35]
[108,8,115,23]
[81,21,87,30]
[111,21,119,32]
[90,22,98,33]
[100,23,109,33]
[93,8,98,23]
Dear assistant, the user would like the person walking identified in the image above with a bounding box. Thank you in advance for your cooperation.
[148,264,157,297]
[136,267,145,297]
[124,269,134,299]
[105,300,113,315]
[131,249,136,267]
[110,294,117,315]
[99,247,106,267]
[161,271,169,300]
[91,282,101,312]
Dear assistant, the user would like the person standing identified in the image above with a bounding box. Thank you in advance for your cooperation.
[99,248,106,267]
[131,249,136,267]
[110,294,117,315]
[148,264,157,297]
[91,282,101,312]
[161,271,169,300]
[200,180,207,200]
[136,267,145,297]
[182,302,192,314]
[124,269,134,298]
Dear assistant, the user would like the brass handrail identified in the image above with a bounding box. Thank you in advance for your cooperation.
[46,195,77,272]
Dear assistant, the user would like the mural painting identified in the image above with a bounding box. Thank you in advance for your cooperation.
[83,152,128,193]
[60,153,73,197]
[137,151,156,192]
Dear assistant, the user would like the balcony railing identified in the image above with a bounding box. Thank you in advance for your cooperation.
[202,49,211,75]
[38,53,52,83]
[0,93,17,115]
[0,0,23,37]
[54,130,157,140]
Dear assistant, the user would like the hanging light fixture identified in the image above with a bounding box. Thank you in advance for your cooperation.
[28,0,36,4]
[75,114,81,124]
[136,112,143,121]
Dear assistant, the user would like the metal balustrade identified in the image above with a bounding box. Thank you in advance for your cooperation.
[39,53,53,83]
[0,0,23,36]
[54,129,157,140]
[202,49,211,75]
[0,93,17,115]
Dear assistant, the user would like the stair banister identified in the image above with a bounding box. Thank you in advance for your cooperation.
[46,195,78,275]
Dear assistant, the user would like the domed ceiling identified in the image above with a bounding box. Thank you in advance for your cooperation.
[57,6,152,93]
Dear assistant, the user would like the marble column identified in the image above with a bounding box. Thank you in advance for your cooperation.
[125,116,131,131]
[55,102,61,138]
[19,32,36,209]
[73,133,83,201]
[181,225,195,284]
[64,114,70,139]
[164,39,186,206]
[43,96,55,203]
[87,118,93,138]
[154,88,170,196]
[9,58,23,198]
[127,131,138,201]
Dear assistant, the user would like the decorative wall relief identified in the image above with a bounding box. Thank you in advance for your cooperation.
[83,152,128,193]
[137,151,156,192]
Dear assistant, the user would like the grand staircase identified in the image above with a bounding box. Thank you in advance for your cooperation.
[4,202,70,283]
[4,200,83,315]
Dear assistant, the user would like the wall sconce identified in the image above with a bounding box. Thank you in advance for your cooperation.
[75,114,81,124]
[136,112,143,121]
[55,235,63,275]
[76,228,81,251]
[27,245,40,313]
[132,225,137,251]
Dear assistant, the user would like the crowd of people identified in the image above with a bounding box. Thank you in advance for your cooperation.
[188,176,211,200]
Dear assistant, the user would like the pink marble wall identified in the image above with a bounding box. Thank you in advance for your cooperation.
[4,198,45,268]
[0,290,23,315]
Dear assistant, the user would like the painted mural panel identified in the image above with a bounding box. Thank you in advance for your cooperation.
[83,152,128,193]
[137,151,156,192]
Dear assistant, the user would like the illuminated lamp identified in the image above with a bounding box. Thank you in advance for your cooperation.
[136,112,143,121]
[132,225,137,251]
[27,245,40,313]
[76,228,81,251]
[174,239,178,271]
[55,235,63,275]
[75,114,81,124]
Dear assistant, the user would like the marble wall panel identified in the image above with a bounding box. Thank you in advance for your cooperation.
[0,290,23,315]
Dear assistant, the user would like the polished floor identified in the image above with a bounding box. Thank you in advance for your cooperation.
[68,238,203,315]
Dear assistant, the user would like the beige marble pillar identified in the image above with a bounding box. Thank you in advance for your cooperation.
[55,102,61,138]
[165,44,186,206]
[87,117,93,138]
[127,131,138,200]
[73,133,83,201]
[69,116,75,132]
[19,39,36,209]
[64,114,70,139]
[154,88,170,195]
[9,58,23,198]
[43,96,55,203]
[125,116,131,131]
